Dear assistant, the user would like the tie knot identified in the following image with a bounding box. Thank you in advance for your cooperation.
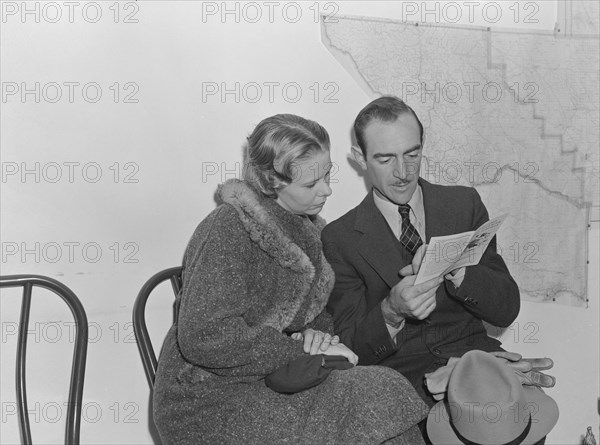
[398,204,411,219]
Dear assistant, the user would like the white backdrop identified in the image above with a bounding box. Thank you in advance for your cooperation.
[1,1,598,443]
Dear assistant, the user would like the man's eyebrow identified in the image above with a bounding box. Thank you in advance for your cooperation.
[404,144,422,154]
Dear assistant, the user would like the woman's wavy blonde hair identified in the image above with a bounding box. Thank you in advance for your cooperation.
[243,114,330,197]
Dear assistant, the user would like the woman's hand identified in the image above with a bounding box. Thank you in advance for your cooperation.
[292,329,340,355]
[321,343,359,366]
[291,330,357,366]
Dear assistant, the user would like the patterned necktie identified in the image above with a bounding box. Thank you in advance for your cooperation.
[398,204,423,256]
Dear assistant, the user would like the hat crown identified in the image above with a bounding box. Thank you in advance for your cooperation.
[447,351,530,443]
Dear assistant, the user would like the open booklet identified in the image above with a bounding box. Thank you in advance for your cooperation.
[414,214,507,285]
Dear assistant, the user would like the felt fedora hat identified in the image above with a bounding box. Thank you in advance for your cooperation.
[427,350,559,445]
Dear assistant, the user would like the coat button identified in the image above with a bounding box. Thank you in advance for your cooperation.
[433,348,442,355]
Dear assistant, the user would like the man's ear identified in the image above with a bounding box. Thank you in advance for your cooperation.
[351,145,367,169]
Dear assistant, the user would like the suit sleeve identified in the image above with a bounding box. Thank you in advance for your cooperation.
[322,229,397,365]
[177,207,305,377]
[444,188,520,327]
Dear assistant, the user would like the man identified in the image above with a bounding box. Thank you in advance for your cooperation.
[322,96,521,406]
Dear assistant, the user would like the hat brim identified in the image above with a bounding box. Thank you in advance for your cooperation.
[426,386,559,445]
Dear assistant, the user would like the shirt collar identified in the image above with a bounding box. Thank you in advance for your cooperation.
[372,185,425,239]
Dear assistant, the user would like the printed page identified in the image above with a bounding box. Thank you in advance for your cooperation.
[450,214,508,271]
[414,231,474,285]
[414,214,507,285]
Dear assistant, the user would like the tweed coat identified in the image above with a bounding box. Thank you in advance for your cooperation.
[153,179,429,445]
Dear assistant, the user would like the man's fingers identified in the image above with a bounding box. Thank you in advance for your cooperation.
[401,289,436,319]
[330,335,340,345]
[516,370,556,387]
[522,357,554,371]
[411,276,443,296]
[423,300,437,318]
[491,351,522,362]
[399,264,413,277]
[414,295,437,319]
[406,287,437,310]
[506,360,533,373]
[412,243,427,274]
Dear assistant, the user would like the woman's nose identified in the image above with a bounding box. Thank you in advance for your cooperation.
[321,181,332,197]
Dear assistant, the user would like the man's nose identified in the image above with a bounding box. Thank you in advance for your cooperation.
[394,162,408,179]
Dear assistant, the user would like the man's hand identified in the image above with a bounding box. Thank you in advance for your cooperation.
[386,275,442,321]
[292,329,340,355]
[490,351,556,387]
[382,244,442,322]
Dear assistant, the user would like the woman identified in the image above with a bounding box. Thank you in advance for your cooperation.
[153,114,428,444]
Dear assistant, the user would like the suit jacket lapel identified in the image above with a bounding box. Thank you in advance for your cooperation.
[355,192,412,289]
[420,178,457,240]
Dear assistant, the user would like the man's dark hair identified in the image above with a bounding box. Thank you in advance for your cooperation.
[353,96,424,155]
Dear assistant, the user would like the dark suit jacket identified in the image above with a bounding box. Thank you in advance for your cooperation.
[322,179,520,405]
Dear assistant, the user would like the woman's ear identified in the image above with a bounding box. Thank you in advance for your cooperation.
[268,171,287,195]
[351,145,367,170]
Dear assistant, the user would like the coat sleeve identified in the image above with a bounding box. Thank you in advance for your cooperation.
[322,227,397,365]
[177,206,305,378]
[444,188,520,327]
[303,309,335,334]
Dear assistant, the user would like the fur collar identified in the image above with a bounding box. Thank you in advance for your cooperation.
[218,179,333,331]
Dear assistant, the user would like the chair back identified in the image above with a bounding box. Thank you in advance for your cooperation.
[132,266,183,389]
[0,275,88,445]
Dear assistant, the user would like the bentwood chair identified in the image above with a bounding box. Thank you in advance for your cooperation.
[0,275,88,445]
[132,266,183,389]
